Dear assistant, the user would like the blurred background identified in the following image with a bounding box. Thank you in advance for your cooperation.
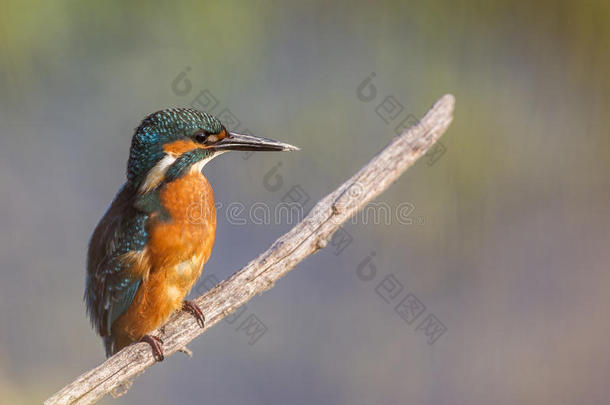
[1,1,609,404]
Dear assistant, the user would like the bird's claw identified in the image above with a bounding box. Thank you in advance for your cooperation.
[140,335,164,361]
[182,300,205,328]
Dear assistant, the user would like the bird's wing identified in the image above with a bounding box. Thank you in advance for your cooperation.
[85,185,150,337]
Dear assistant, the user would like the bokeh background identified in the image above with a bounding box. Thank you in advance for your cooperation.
[1,1,609,404]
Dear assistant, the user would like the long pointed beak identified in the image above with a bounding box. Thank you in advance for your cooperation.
[212,132,300,152]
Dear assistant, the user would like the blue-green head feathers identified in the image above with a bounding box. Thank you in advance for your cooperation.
[127,108,224,186]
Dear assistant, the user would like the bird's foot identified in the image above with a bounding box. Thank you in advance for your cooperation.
[182,300,205,328]
[140,335,164,361]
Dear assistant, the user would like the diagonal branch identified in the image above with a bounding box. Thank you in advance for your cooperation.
[45,94,455,405]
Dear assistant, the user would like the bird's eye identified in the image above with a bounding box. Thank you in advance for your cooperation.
[194,131,210,143]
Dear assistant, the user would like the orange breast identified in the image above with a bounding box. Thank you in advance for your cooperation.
[149,167,217,270]
[111,168,216,349]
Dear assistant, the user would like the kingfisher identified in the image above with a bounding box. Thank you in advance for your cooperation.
[85,108,298,360]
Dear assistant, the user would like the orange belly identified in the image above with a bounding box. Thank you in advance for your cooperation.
[111,168,216,351]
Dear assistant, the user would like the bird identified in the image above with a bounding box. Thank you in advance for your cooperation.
[85,108,298,360]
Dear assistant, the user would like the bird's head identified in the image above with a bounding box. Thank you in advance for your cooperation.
[126,108,298,192]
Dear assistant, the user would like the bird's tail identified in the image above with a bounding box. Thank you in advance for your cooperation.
[103,336,115,358]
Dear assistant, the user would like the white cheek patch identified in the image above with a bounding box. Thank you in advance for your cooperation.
[139,154,176,193]
[140,150,227,193]
[189,151,227,175]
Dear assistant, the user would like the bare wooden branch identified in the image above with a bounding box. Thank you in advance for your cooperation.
[45,94,455,405]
